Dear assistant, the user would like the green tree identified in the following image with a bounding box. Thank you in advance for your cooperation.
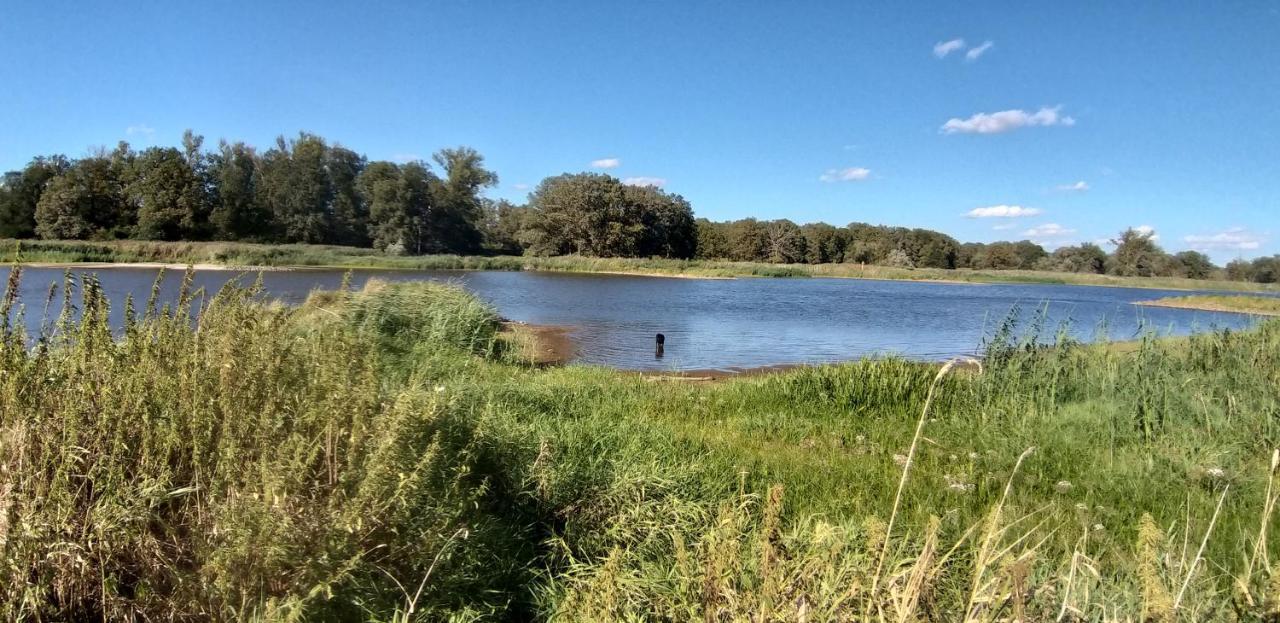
[427,147,498,254]
[801,222,846,264]
[1051,243,1107,274]
[1107,228,1167,277]
[258,133,333,244]
[725,218,769,262]
[631,185,696,258]
[358,160,437,254]
[479,198,529,255]
[208,141,267,240]
[1251,255,1280,283]
[845,223,893,264]
[35,146,134,240]
[327,146,368,247]
[1172,250,1215,279]
[694,219,730,260]
[129,146,207,240]
[0,156,70,238]
[1225,258,1254,281]
[525,173,639,257]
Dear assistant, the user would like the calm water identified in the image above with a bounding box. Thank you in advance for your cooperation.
[0,266,1264,371]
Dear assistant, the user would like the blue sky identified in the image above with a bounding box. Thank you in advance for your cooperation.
[2,1,1277,262]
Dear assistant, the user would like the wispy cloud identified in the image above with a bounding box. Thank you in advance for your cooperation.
[941,106,1075,135]
[591,157,620,169]
[965,40,994,61]
[126,124,156,140]
[1184,227,1265,251]
[992,223,1018,231]
[966,205,1042,218]
[819,167,871,182]
[1055,180,1089,192]
[512,183,530,191]
[1023,223,1077,244]
[391,153,422,163]
[933,38,965,58]
[622,176,666,188]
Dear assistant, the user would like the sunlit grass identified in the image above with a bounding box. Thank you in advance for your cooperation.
[1140,294,1280,316]
[2,269,1280,619]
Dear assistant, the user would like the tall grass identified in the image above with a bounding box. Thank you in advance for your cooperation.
[2,269,1280,619]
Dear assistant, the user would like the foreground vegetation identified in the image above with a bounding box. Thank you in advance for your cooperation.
[2,270,1279,620]
[5,237,1279,293]
[1140,295,1280,316]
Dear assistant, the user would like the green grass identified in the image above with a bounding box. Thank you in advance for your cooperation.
[5,237,1278,292]
[1139,294,1280,316]
[2,270,1280,619]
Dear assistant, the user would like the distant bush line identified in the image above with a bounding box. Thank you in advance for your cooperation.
[2,130,1276,283]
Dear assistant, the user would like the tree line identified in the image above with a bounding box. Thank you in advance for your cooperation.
[1,131,1275,282]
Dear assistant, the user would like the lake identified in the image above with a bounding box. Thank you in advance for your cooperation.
[0,265,1262,371]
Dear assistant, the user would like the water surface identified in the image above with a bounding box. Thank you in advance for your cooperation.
[0,266,1262,371]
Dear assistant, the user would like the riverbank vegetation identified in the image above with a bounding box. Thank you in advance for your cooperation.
[1139,294,1280,316]
[2,270,1280,619]
[4,131,1277,285]
[3,237,1276,293]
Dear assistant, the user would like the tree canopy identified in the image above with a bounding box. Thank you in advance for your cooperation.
[0,130,1269,282]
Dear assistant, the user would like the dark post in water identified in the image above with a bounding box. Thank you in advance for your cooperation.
[655,333,665,358]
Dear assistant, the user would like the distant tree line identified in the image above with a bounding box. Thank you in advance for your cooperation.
[0,131,502,255]
[1,131,1275,282]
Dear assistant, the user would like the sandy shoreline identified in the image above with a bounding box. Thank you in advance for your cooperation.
[1135,300,1280,316]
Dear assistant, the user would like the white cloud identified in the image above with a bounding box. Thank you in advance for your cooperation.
[1055,180,1089,192]
[1023,223,1077,242]
[126,124,156,139]
[992,223,1017,231]
[1184,227,1265,251]
[591,157,620,169]
[1133,225,1160,241]
[933,38,965,58]
[966,205,1042,218]
[965,40,994,61]
[941,106,1075,135]
[512,183,530,191]
[622,176,666,188]
[819,167,871,182]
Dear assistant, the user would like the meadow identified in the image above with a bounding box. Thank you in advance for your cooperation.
[1,269,1278,620]
[4,237,1277,293]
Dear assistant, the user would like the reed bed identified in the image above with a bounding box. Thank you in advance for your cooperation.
[1,269,1279,620]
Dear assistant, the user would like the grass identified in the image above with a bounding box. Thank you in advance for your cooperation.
[1139,294,1280,316]
[2,269,1280,619]
[5,237,1278,292]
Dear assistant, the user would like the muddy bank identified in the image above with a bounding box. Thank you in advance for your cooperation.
[501,321,579,366]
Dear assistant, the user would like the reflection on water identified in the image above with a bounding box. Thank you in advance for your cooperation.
[0,266,1262,371]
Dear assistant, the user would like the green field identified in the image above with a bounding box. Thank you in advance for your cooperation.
[5,237,1278,293]
[2,269,1279,620]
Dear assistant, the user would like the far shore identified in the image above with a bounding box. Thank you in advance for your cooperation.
[4,238,1277,293]
[18,261,294,272]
